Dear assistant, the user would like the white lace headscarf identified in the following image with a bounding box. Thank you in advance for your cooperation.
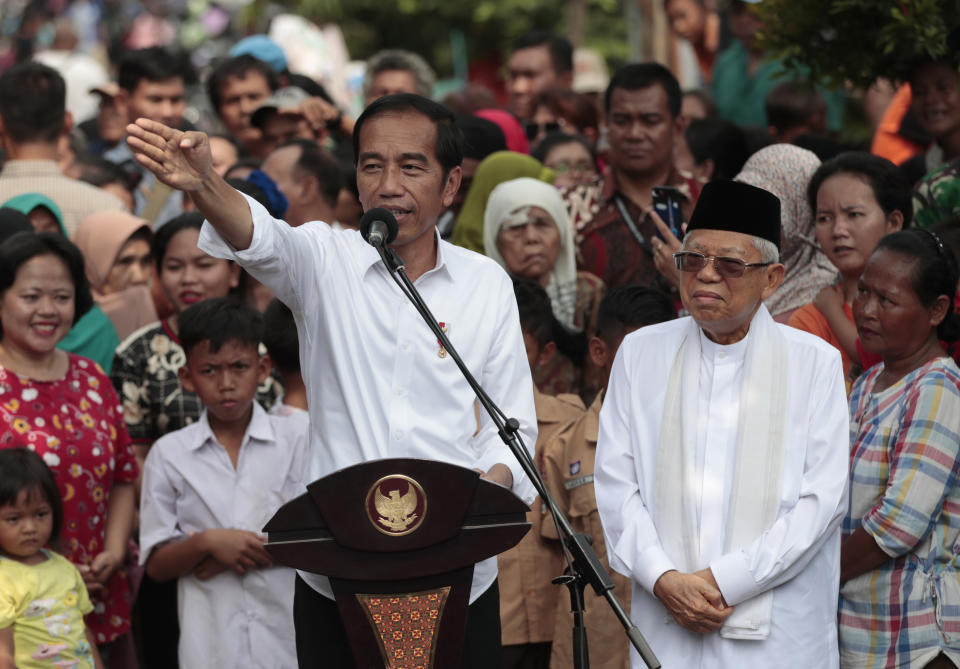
[483,177,579,329]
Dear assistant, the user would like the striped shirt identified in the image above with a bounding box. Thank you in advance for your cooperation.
[840,357,960,668]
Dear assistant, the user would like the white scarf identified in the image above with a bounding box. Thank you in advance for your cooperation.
[654,305,788,640]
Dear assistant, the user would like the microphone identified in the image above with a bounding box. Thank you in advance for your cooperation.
[359,208,398,248]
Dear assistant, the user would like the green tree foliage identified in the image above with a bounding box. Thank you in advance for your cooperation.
[250,0,626,77]
[756,0,960,87]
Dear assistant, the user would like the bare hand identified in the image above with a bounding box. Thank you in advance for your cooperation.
[650,209,684,289]
[653,570,734,634]
[193,556,229,581]
[296,97,342,134]
[79,550,123,592]
[203,529,272,575]
[814,284,844,316]
[479,463,513,488]
[126,118,212,192]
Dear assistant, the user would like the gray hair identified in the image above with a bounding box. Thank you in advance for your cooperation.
[363,50,436,100]
[681,234,781,263]
[752,236,780,263]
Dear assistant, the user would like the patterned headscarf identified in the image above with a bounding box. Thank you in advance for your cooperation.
[735,144,836,316]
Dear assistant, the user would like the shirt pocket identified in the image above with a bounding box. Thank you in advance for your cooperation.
[566,479,598,520]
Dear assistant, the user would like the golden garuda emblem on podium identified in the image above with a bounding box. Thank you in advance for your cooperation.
[366,475,427,536]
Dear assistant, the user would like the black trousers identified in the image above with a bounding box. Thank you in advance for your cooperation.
[294,575,502,669]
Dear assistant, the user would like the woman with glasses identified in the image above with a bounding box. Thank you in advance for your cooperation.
[484,177,605,399]
[787,152,910,387]
[532,133,599,190]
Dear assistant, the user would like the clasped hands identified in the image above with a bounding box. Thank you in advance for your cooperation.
[653,568,734,635]
[190,528,272,581]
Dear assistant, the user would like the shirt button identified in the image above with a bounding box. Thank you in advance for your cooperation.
[401,342,410,352]
[395,387,406,397]
[718,352,727,359]
[393,430,404,440]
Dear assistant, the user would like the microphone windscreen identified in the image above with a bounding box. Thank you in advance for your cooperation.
[359,208,399,245]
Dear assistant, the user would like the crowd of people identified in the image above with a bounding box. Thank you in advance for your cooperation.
[1,2,960,669]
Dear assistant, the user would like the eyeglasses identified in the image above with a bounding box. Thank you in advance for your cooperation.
[524,120,562,141]
[673,251,772,278]
[547,160,596,177]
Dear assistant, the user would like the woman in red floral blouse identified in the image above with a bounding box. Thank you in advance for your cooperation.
[0,231,138,649]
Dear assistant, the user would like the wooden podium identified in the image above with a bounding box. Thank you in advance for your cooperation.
[263,458,531,668]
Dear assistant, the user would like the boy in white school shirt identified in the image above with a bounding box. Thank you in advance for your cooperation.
[138,298,309,669]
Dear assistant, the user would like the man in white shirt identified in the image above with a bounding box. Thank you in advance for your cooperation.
[594,180,849,668]
[126,93,537,668]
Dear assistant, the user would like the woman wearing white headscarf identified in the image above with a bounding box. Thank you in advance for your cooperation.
[734,144,836,322]
[484,177,605,398]
[484,177,603,332]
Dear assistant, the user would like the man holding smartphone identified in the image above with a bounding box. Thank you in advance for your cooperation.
[570,63,700,291]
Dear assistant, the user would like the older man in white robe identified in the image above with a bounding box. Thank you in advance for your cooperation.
[595,180,849,668]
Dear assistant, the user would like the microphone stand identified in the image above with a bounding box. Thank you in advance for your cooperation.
[374,242,660,669]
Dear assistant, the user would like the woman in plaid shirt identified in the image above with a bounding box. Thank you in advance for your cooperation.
[840,229,960,668]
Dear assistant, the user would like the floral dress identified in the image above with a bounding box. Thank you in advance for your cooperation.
[0,354,139,644]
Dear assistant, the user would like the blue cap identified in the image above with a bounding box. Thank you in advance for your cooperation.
[229,35,287,73]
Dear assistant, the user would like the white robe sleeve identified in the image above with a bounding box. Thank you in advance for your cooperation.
[595,344,677,594]
[473,268,538,505]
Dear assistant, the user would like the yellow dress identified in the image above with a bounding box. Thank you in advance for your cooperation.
[0,550,95,668]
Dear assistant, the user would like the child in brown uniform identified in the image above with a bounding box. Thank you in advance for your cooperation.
[542,286,676,669]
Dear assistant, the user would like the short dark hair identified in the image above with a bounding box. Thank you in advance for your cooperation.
[152,212,206,269]
[514,278,557,347]
[262,298,300,374]
[682,89,717,118]
[531,132,597,166]
[511,31,574,75]
[684,119,750,181]
[513,278,587,363]
[178,297,263,359]
[224,158,262,181]
[0,449,63,547]
[75,156,141,193]
[532,88,600,135]
[117,47,194,93]
[875,229,960,342]
[353,94,463,180]
[278,139,344,208]
[595,285,676,344]
[807,152,913,225]
[0,62,65,144]
[605,63,682,118]
[206,55,279,114]
[0,231,94,338]
[765,80,826,135]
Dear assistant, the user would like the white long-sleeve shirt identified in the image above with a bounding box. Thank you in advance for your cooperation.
[139,404,310,669]
[595,317,849,668]
[198,195,537,602]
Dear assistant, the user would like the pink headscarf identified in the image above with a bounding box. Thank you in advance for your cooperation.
[475,109,529,154]
[73,211,159,340]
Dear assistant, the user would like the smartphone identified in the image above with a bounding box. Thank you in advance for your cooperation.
[652,186,686,240]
